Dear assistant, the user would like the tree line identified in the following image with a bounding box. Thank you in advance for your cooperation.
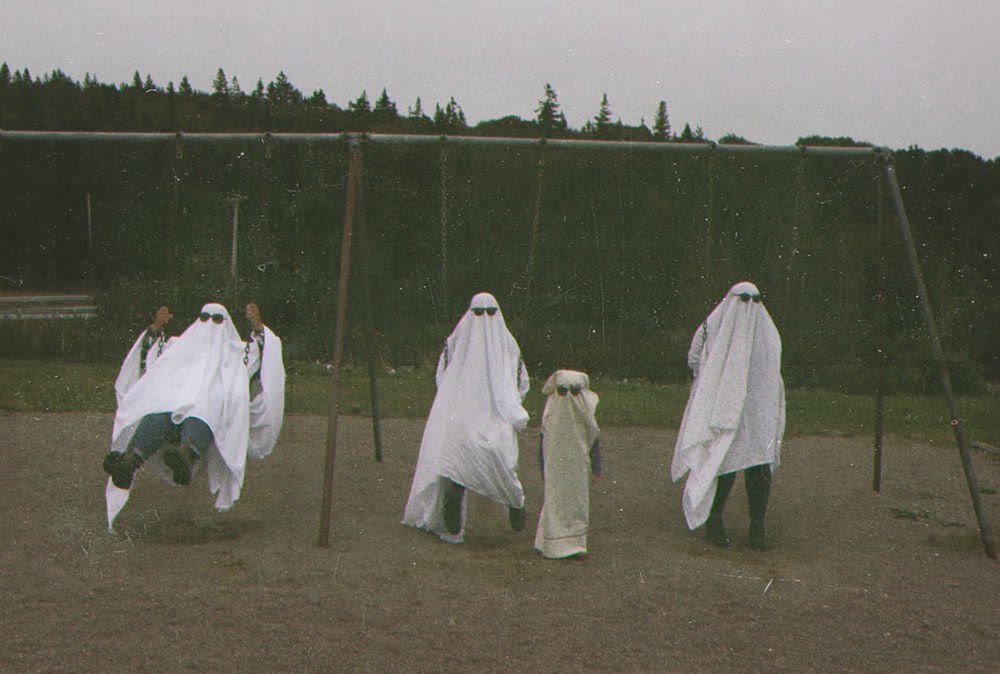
[0,63,724,142]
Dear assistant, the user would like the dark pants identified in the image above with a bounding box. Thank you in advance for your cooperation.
[711,463,772,522]
[130,413,214,461]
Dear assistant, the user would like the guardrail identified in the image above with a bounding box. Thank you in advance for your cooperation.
[0,295,98,320]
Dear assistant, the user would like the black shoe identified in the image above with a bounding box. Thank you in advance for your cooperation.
[508,506,526,532]
[103,451,142,490]
[442,480,464,535]
[162,444,197,486]
[748,519,767,551]
[704,515,730,547]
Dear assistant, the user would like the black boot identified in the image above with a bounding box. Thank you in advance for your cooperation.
[162,440,199,486]
[508,505,526,532]
[103,450,143,490]
[745,464,772,550]
[442,479,465,535]
[705,472,736,547]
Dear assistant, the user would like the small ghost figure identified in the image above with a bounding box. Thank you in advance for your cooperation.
[534,370,602,559]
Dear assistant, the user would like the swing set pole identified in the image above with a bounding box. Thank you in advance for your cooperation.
[317,137,360,547]
[872,171,886,493]
[880,151,996,559]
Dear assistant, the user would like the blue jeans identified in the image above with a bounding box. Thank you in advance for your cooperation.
[129,413,214,460]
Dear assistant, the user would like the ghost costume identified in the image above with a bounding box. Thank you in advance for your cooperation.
[534,370,601,559]
[402,292,530,543]
[671,282,785,546]
[104,303,285,530]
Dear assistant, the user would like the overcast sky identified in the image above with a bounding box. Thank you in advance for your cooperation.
[4,1,999,157]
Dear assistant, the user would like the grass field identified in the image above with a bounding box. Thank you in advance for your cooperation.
[2,358,997,446]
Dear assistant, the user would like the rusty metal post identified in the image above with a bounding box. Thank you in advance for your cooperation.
[881,150,996,559]
[317,138,361,547]
[873,170,886,493]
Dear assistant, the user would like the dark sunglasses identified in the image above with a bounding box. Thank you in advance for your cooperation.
[472,307,498,316]
[556,384,582,397]
[735,292,761,304]
[198,312,226,324]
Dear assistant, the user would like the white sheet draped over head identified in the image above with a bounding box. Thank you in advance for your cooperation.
[535,370,600,558]
[540,370,599,454]
[671,282,785,529]
[106,303,253,527]
[402,292,530,542]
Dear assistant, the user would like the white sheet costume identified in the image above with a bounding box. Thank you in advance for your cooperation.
[104,303,285,530]
[402,292,530,543]
[534,370,601,559]
[671,282,785,531]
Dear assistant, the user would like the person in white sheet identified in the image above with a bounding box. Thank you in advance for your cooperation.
[671,281,785,550]
[402,292,530,543]
[534,370,601,559]
[101,301,285,530]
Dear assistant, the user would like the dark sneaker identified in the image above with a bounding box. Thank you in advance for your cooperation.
[705,515,730,548]
[442,480,465,535]
[103,451,142,490]
[162,445,196,486]
[508,506,526,532]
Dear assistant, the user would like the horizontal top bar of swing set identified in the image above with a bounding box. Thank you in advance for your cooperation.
[0,129,884,157]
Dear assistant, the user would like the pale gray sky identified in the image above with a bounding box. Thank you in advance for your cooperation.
[4,1,999,157]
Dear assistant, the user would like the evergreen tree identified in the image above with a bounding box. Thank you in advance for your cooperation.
[406,97,432,133]
[373,88,398,124]
[44,68,74,85]
[309,89,328,106]
[677,123,707,142]
[0,62,10,89]
[179,75,194,98]
[535,83,567,137]
[212,68,230,96]
[252,79,265,100]
[408,97,425,118]
[143,74,156,92]
[593,93,612,136]
[652,100,671,141]
[131,71,143,90]
[349,90,372,129]
[230,76,242,96]
[349,90,371,114]
[266,71,302,106]
[437,97,466,131]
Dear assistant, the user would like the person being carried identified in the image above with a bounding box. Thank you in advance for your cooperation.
[671,281,785,550]
[101,301,285,530]
[534,370,601,559]
[402,292,530,543]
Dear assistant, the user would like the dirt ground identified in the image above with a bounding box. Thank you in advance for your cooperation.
[3,412,1000,672]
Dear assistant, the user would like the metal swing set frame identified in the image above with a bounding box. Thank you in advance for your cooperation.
[1,129,993,558]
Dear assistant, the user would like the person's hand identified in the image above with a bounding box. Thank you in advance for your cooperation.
[150,305,172,331]
[245,302,263,331]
